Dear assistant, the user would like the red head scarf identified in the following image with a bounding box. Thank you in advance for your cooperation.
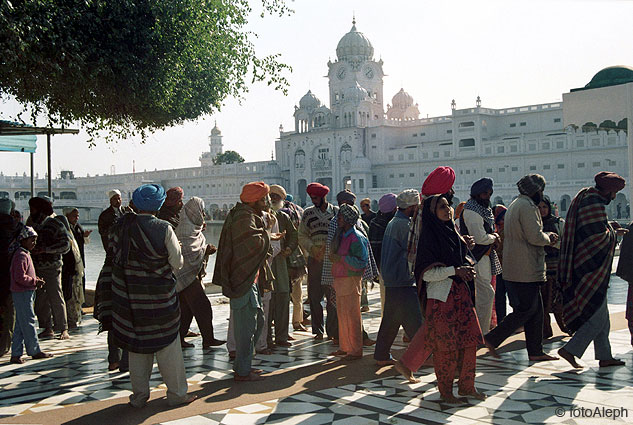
[306,182,330,198]
[421,166,455,196]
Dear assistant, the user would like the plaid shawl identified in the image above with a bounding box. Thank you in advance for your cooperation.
[322,212,378,288]
[463,199,502,276]
[111,214,180,354]
[407,203,424,274]
[212,203,271,299]
[558,187,616,334]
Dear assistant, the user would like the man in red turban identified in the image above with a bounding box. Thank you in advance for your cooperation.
[298,182,336,340]
[306,182,330,199]
[557,171,627,369]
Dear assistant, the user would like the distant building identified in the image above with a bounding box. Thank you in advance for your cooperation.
[2,21,632,221]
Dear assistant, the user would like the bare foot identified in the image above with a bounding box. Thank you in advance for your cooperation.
[330,350,346,356]
[528,353,559,362]
[376,359,396,366]
[169,394,197,406]
[599,358,625,367]
[59,330,70,340]
[234,372,265,381]
[484,338,500,358]
[558,348,583,369]
[394,360,420,383]
[251,368,264,374]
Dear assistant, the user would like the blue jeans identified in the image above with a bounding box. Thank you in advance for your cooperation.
[11,291,41,357]
[374,286,423,361]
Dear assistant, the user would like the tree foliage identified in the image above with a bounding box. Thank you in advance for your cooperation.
[0,0,292,144]
[213,150,245,164]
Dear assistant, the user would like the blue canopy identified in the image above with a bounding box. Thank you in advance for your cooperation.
[0,134,37,153]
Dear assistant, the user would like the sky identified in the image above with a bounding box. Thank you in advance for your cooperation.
[2,0,633,178]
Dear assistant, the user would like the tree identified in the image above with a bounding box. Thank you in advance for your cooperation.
[0,0,292,144]
[213,150,245,165]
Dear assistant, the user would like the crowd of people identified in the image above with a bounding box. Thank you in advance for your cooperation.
[1,165,632,407]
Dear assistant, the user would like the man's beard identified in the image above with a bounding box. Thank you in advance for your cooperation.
[271,200,284,211]
[475,197,491,208]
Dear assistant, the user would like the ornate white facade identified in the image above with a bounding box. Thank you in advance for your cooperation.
[3,22,632,221]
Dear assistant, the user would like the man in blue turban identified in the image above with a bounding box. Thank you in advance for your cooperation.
[109,183,195,407]
[460,177,501,334]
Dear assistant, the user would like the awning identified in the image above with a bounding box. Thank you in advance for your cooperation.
[0,134,37,153]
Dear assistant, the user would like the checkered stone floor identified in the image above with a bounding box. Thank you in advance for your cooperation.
[159,329,633,425]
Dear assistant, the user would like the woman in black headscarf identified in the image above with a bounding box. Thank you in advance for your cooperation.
[537,196,569,336]
[395,195,485,403]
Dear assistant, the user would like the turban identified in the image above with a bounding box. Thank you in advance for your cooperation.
[163,187,184,207]
[270,184,287,199]
[396,189,420,209]
[517,174,546,196]
[339,204,360,225]
[360,198,371,207]
[454,201,467,220]
[306,182,330,198]
[0,198,14,215]
[470,178,494,197]
[494,205,507,224]
[29,196,54,216]
[595,171,626,192]
[378,193,397,213]
[336,189,356,205]
[63,207,78,216]
[285,194,294,202]
[421,166,456,196]
[240,181,270,203]
[107,189,121,199]
[132,184,166,212]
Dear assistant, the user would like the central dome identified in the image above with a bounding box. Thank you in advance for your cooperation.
[336,20,374,62]
[586,66,633,89]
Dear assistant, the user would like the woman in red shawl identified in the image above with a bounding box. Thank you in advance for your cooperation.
[395,195,485,403]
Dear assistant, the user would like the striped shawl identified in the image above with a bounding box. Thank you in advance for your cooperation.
[212,203,271,299]
[558,187,616,334]
[111,214,180,354]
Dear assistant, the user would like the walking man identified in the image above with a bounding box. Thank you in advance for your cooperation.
[558,172,628,368]
[484,174,559,361]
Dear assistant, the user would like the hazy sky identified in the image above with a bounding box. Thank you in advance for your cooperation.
[2,0,633,178]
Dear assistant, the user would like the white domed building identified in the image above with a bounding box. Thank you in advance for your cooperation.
[37,22,632,221]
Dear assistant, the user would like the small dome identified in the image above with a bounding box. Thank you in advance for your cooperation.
[343,82,369,103]
[350,156,372,172]
[211,122,221,135]
[336,20,374,62]
[392,88,414,109]
[584,66,633,90]
[299,90,321,109]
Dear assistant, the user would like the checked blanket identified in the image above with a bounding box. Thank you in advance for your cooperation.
[558,187,616,334]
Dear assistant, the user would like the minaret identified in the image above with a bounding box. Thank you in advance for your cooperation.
[209,121,223,157]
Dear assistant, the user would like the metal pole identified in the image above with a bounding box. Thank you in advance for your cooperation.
[30,152,34,197]
[47,133,52,197]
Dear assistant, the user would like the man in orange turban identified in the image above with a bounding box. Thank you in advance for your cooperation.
[213,181,271,381]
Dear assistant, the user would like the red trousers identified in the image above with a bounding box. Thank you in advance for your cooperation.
[333,276,363,357]
[434,346,477,398]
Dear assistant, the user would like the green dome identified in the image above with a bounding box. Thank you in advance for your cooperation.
[577,66,633,91]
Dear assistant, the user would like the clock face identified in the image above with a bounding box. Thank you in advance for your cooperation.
[337,66,347,80]
[364,66,374,79]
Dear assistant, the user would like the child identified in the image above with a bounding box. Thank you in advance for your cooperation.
[9,226,53,364]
